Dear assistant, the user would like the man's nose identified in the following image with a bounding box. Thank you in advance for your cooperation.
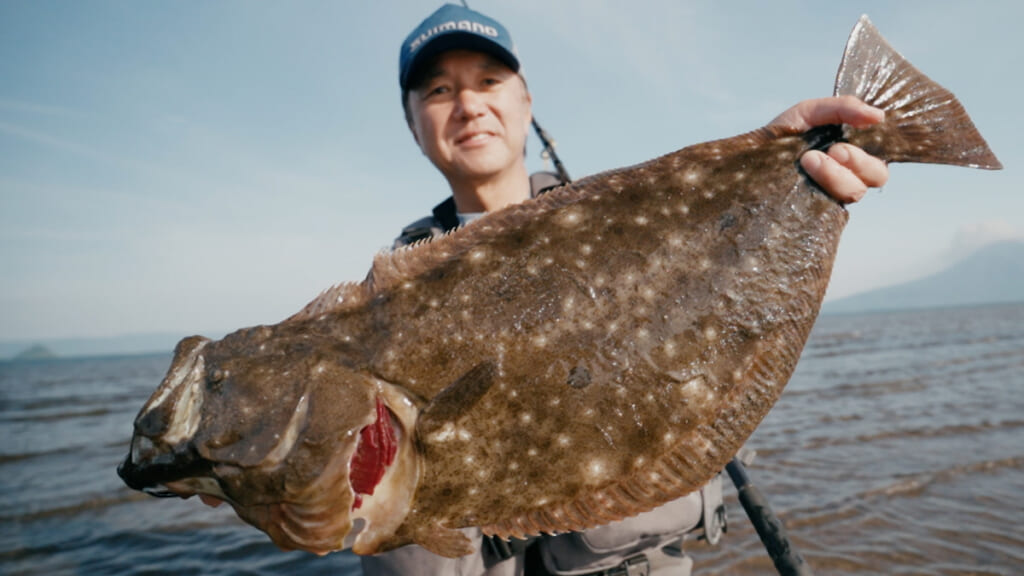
[454,88,486,119]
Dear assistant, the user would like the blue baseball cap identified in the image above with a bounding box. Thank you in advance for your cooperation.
[399,3,520,92]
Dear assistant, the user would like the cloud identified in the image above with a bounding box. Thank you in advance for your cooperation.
[948,220,1024,261]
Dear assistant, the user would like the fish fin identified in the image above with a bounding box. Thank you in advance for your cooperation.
[836,16,1001,169]
[417,362,497,436]
[413,523,476,558]
[286,281,367,322]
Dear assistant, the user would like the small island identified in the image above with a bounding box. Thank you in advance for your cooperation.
[12,344,58,362]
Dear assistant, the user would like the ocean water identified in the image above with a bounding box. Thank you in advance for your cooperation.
[2,304,1022,575]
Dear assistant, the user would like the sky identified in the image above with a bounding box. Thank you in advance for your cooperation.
[1,1,1021,342]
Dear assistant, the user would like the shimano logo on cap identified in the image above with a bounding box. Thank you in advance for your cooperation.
[408,20,499,53]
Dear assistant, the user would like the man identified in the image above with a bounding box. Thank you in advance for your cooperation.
[362,4,888,575]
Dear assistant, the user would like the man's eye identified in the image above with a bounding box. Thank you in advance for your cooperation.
[422,85,450,99]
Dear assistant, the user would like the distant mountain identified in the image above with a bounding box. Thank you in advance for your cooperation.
[0,331,224,361]
[12,344,58,361]
[824,240,1024,314]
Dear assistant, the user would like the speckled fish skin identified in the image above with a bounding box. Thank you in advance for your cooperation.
[118,17,1000,558]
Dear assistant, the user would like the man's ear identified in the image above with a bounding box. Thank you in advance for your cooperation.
[409,122,421,148]
[403,91,423,149]
[524,90,533,133]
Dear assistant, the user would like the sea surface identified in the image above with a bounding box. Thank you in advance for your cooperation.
[2,304,1022,575]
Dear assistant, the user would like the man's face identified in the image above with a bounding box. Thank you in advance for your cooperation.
[406,50,532,185]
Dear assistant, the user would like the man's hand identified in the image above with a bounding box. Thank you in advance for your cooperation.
[770,95,889,204]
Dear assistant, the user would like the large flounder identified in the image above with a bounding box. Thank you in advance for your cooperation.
[118,17,1000,558]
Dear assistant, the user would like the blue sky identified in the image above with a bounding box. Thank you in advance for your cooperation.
[1,1,1020,341]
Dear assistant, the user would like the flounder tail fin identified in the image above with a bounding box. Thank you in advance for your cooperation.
[837,15,1002,170]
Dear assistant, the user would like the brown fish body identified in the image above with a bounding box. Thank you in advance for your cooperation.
[118,17,1000,558]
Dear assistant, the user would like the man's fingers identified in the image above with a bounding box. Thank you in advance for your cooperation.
[828,143,889,188]
[771,95,885,132]
[800,149,866,204]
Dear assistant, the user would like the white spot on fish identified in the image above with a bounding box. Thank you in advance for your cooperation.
[580,244,593,256]
[520,412,533,424]
[559,209,585,227]
[681,376,715,406]
[527,448,539,457]
[562,296,576,312]
[634,215,649,226]
[704,326,718,341]
[684,170,700,184]
[430,422,456,443]
[470,248,487,262]
[663,340,677,358]
[557,434,571,447]
[585,459,608,482]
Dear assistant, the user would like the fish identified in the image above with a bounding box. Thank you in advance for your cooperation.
[117,16,1001,559]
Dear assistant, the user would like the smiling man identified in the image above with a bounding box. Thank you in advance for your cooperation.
[363,4,887,576]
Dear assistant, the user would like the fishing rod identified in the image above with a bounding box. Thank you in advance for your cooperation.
[532,117,571,185]
[725,456,814,576]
